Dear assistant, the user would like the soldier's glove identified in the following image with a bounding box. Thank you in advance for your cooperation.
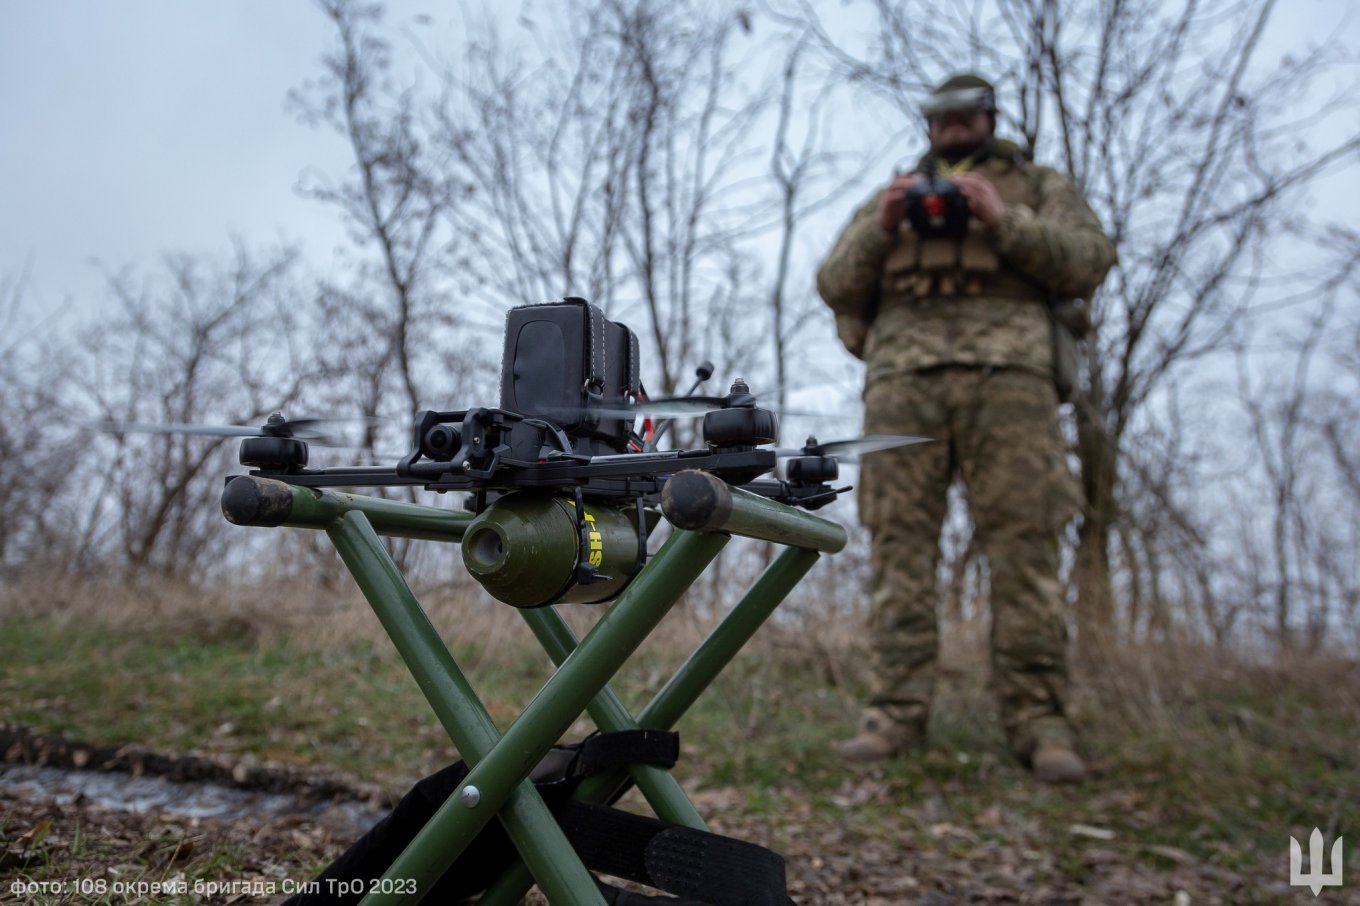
[1050,298,1092,338]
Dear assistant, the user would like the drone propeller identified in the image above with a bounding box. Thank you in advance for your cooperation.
[97,413,381,448]
[774,434,931,459]
[549,381,818,422]
[572,395,739,420]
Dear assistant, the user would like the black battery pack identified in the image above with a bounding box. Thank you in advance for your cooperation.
[500,297,640,452]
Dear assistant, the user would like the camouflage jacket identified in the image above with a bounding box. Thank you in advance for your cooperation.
[816,140,1116,381]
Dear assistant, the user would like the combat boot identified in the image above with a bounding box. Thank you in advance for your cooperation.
[837,730,900,763]
[837,709,926,763]
[1031,742,1086,783]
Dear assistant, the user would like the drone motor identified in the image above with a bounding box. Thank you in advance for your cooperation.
[239,436,308,470]
[785,455,838,483]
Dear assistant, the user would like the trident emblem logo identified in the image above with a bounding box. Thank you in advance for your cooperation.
[1290,828,1344,896]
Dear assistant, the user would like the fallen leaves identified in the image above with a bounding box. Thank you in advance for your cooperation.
[1068,823,1117,841]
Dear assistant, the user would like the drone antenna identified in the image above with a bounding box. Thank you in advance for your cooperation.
[646,360,714,452]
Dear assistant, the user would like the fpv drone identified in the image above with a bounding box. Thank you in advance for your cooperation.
[113,297,921,609]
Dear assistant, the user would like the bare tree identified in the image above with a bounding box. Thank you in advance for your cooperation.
[290,0,473,437]
[765,37,869,414]
[291,0,495,574]
[430,1,781,398]
[1310,234,1360,650]
[71,244,308,579]
[1233,310,1329,651]
[0,269,83,573]
[294,0,858,471]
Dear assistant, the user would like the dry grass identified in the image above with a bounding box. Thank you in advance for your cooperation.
[3,566,1358,902]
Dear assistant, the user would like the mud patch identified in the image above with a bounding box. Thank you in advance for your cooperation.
[1,724,391,804]
[0,765,386,839]
[0,725,395,903]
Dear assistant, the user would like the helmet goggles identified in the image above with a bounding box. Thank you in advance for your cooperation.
[922,86,997,119]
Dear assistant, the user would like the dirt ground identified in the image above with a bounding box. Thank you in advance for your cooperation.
[2,733,1332,906]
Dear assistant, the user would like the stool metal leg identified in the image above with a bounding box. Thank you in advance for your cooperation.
[330,511,606,906]
[478,545,822,906]
[520,607,709,830]
[354,526,728,905]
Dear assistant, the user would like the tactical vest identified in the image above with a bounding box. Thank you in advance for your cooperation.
[880,152,1042,303]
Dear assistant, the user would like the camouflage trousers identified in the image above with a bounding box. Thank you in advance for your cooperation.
[856,365,1081,761]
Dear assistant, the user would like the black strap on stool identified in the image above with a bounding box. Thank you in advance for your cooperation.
[283,730,791,905]
[561,801,789,905]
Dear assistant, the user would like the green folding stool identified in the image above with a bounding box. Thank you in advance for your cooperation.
[223,469,846,905]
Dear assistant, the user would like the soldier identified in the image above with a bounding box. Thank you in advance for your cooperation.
[817,74,1115,782]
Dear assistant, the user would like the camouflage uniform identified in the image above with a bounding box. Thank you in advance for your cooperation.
[817,138,1115,761]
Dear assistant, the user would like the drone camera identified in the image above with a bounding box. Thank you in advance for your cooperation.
[422,423,461,461]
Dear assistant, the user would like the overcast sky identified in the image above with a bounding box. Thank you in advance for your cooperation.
[3,1,1356,330]
[2,2,370,322]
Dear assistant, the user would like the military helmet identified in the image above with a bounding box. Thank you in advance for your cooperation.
[922,73,998,118]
